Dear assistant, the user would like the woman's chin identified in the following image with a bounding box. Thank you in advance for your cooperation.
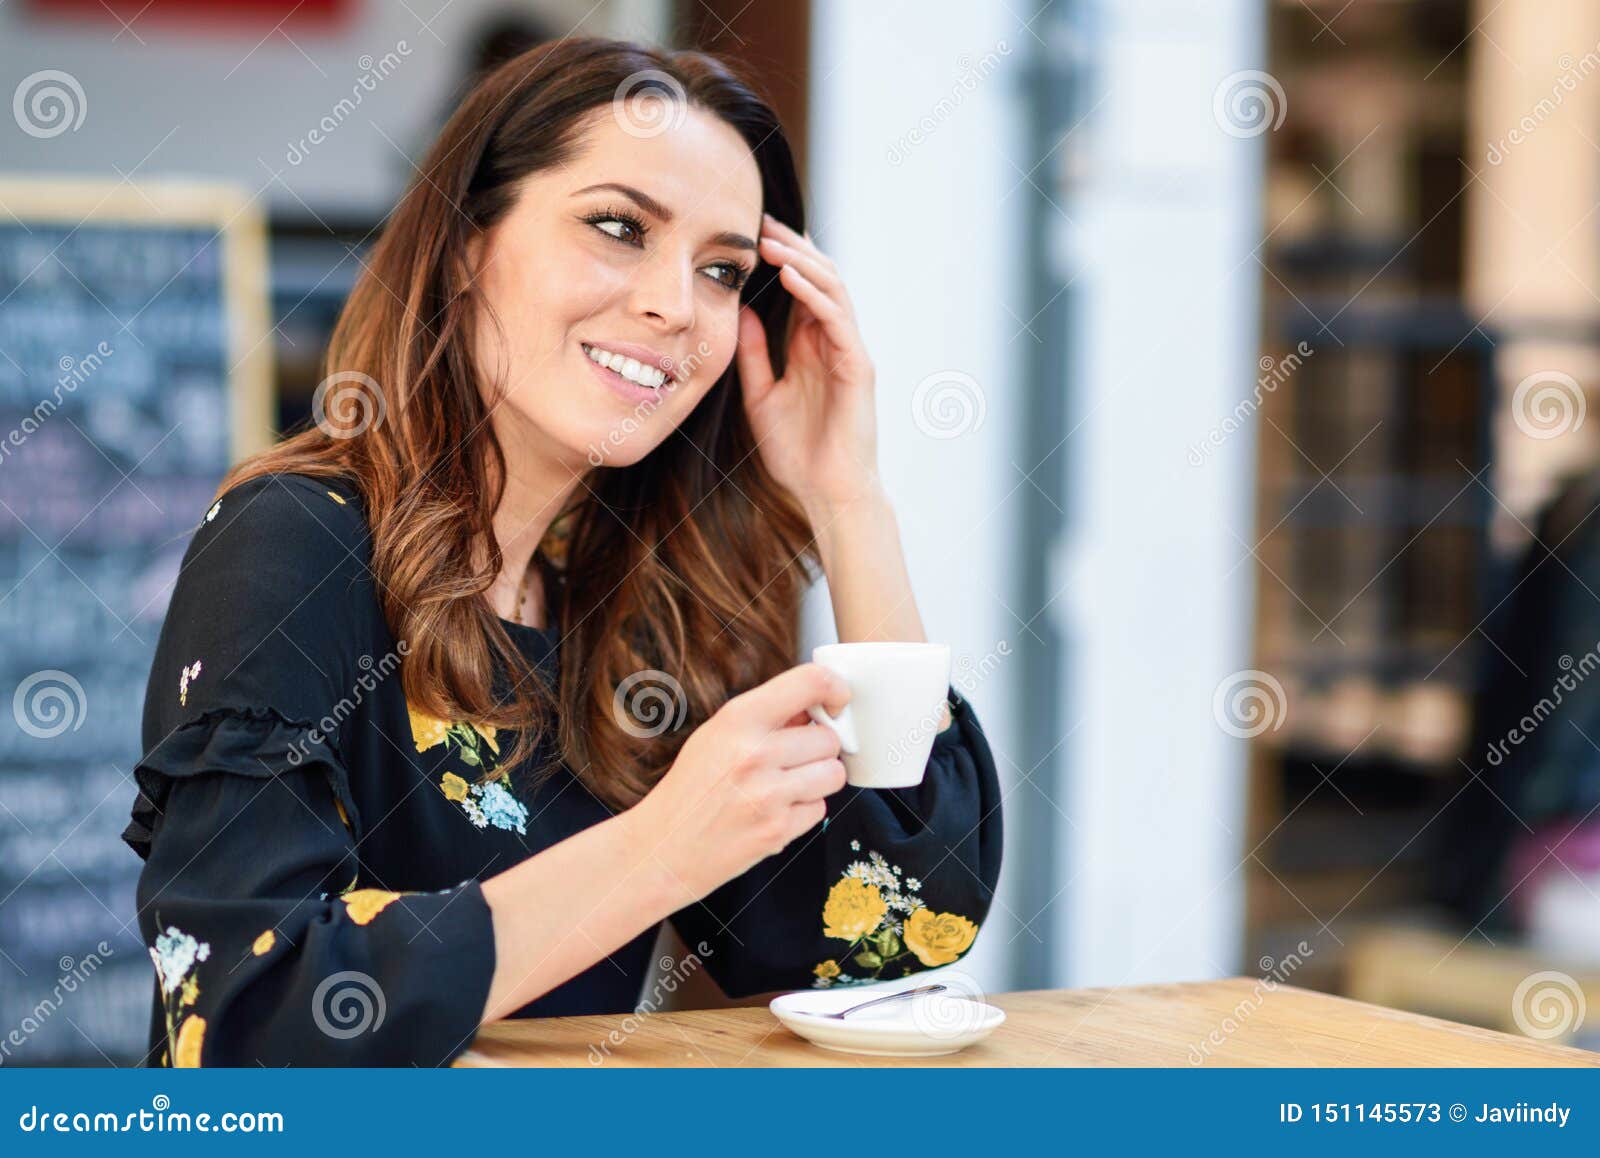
[574,417,666,470]
[490,394,657,472]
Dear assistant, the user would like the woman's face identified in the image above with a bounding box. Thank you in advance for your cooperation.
[466,102,764,471]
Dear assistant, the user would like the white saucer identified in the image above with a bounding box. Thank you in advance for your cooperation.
[769,976,1005,1057]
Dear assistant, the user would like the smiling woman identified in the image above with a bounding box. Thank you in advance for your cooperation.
[122,35,1003,1068]
[459,102,764,474]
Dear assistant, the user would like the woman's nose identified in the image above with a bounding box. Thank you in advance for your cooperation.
[630,250,695,331]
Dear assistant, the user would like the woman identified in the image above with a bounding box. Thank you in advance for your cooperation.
[121,36,1003,1068]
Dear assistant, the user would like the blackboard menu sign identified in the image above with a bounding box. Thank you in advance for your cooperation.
[0,178,271,1065]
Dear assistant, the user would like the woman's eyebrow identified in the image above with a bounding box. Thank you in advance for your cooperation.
[572,181,757,251]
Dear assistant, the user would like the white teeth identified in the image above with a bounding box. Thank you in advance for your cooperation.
[583,343,668,389]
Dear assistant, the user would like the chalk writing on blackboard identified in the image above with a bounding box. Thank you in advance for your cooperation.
[0,181,270,1065]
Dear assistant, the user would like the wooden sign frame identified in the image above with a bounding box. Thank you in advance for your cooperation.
[0,175,275,463]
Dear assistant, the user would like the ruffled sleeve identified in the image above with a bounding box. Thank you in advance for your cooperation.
[122,704,361,864]
[669,684,1003,995]
[131,748,496,1067]
[121,472,496,1066]
[125,473,380,849]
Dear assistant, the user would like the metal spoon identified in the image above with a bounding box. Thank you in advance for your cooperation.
[809,983,948,1019]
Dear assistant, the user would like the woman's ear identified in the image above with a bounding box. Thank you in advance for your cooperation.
[463,227,488,282]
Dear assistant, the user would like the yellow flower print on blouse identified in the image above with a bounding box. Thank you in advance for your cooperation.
[812,846,981,988]
[822,878,887,940]
[407,703,452,752]
[406,700,501,766]
[903,908,978,967]
[407,697,528,835]
[148,923,210,1067]
[174,1014,206,1069]
[252,930,276,956]
[342,888,404,926]
[473,721,500,754]
[441,768,528,834]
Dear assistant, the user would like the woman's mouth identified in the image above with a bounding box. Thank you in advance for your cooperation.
[581,342,672,390]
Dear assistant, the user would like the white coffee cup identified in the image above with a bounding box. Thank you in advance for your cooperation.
[805,641,952,789]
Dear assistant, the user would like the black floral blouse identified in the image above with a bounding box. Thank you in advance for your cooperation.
[120,471,1004,1067]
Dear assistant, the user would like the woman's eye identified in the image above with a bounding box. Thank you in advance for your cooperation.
[704,263,749,292]
[587,212,746,291]
[593,217,641,245]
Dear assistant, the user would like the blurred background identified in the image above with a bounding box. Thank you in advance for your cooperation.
[5,0,1600,1064]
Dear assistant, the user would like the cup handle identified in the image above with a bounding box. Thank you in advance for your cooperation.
[807,701,860,755]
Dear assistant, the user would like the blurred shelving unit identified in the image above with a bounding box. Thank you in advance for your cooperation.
[1247,0,1492,996]
[1252,2,1600,1046]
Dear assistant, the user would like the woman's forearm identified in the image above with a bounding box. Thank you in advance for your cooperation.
[477,804,687,1021]
[808,487,928,645]
[475,493,943,1025]
[808,489,950,730]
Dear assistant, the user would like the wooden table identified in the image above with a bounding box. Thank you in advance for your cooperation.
[455,978,1600,1067]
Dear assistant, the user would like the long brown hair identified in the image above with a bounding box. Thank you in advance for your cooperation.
[215,37,816,811]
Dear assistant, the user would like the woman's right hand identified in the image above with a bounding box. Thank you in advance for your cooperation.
[632,662,853,902]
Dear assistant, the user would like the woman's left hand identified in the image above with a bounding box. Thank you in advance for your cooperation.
[737,213,882,522]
